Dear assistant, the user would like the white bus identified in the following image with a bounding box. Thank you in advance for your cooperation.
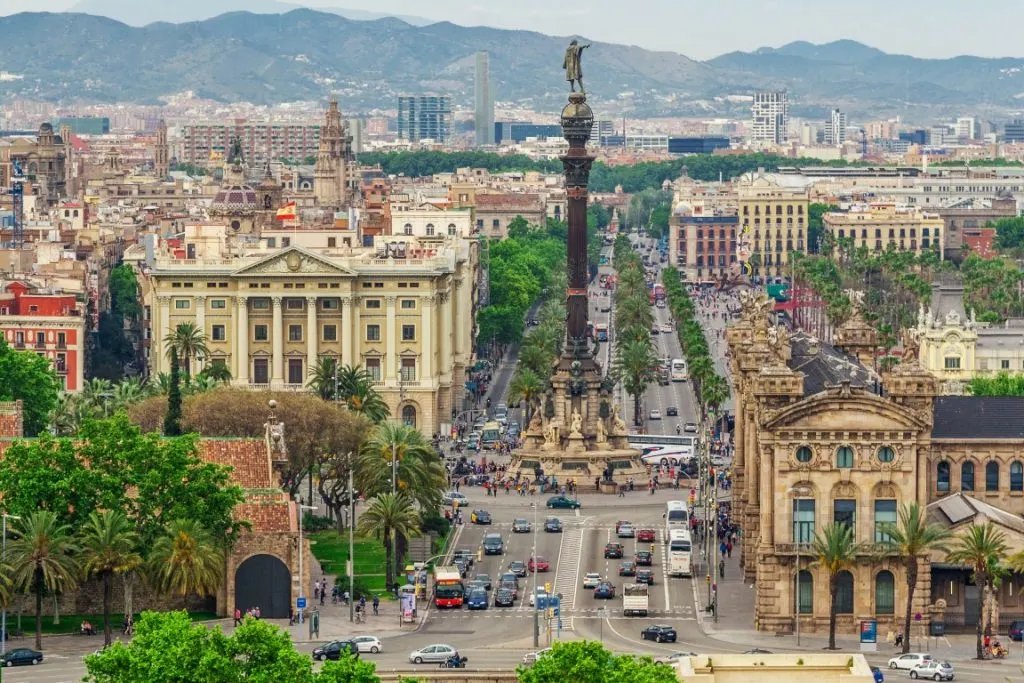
[667,529,693,577]
[670,358,688,381]
[628,435,696,465]
[664,500,690,537]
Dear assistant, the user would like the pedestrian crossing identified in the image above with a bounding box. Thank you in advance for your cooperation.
[427,607,694,620]
[553,527,583,608]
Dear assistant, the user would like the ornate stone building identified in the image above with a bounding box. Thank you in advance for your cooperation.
[2,123,69,206]
[313,99,353,209]
[729,291,1024,635]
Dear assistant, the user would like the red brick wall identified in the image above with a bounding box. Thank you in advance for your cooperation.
[0,400,22,438]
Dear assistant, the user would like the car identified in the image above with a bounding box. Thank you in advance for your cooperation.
[509,561,528,577]
[442,491,468,506]
[544,517,563,532]
[473,573,492,590]
[0,647,42,667]
[494,588,515,607]
[594,582,616,599]
[909,660,954,681]
[636,528,655,542]
[661,323,674,333]
[522,648,552,665]
[651,326,660,335]
[617,523,635,538]
[528,589,549,607]
[600,305,611,313]
[498,579,519,600]
[604,543,624,559]
[482,533,504,555]
[512,518,532,533]
[468,580,488,593]
[1011,619,1024,641]
[409,644,458,664]
[583,572,602,588]
[351,636,382,654]
[666,406,678,416]
[684,422,698,433]
[743,648,774,654]
[528,556,550,572]
[313,640,359,661]
[634,551,653,566]
[635,568,655,585]
[466,588,489,610]
[453,559,469,578]
[641,625,678,643]
[871,667,885,683]
[656,651,699,664]
[471,509,492,525]
[615,520,630,533]
[619,561,636,576]
[452,549,474,567]
[528,318,539,326]
[649,409,662,420]
[546,495,581,509]
[888,654,932,671]
[508,422,521,437]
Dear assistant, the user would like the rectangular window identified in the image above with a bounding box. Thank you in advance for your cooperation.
[322,324,337,342]
[401,299,416,310]
[944,357,961,370]
[267,238,276,248]
[366,324,380,341]
[792,499,815,544]
[1002,359,1011,370]
[365,358,381,381]
[211,325,226,341]
[833,499,856,533]
[252,298,270,310]
[282,237,291,247]
[254,324,269,341]
[287,358,303,384]
[321,299,339,310]
[327,237,336,247]
[288,324,302,342]
[402,324,416,341]
[253,358,269,384]
[874,500,897,543]
[400,358,417,382]
[286,298,303,310]
[365,299,381,309]
[210,299,226,310]
[174,299,190,309]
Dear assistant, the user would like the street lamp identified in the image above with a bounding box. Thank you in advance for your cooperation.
[1,513,19,656]
[296,502,317,633]
[787,485,812,646]
[532,500,540,648]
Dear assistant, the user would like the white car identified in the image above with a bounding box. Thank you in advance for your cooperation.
[583,572,602,589]
[409,644,457,664]
[351,635,382,654]
[522,648,552,665]
[661,323,674,333]
[910,661,953,681]
[887,653,932,671]
[442,491,468,506]
[649,409,662,420]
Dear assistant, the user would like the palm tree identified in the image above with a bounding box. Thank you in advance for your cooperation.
[357,422,445,511]
[6,511,79,650]
[332,364,390,423]
[198,361,232,385]
[147,519,224,599]
[879,503,952,653]
[810,522,863,650]
[947,523,1009,659]
[79,510,142,646]
[49,392,80,436]
[80,377,115,418]
[111,377,150,411]
[164,322,209,379]
[357,493,421,590]
[614,339,658,425]
[307,356,339,400]
[508,368,545,422]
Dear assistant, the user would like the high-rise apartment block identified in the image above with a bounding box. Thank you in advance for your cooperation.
[824,108,847,145]
[182,121,322,163]
[397,95,452,144]
[474,52,495,146]
[956,117,979,140]
[750,90,789,144]
[1005,120,1024,143]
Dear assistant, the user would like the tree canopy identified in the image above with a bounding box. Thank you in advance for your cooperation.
[0,337,59,436]
[517,640,677,683]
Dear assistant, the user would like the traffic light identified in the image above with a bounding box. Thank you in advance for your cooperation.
[547,608,555,619]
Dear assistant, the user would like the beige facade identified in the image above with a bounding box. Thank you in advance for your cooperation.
[736,173,810,278]
[824,204,944,258]
[675,653,875,683]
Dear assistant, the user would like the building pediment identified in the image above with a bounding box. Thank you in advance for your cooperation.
[233,246,354,277]
[762,390,929,432]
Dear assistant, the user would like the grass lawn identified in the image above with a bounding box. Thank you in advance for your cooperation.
[310,531,390,595]
[8,611,218,636]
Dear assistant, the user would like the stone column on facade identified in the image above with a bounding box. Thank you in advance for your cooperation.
[157,295,171,376]
[744,405,760,577]
[439,290,452,380]
[194,295,206,374]
[271,296,284,386]
[421,295,434,382]
[306,296,318,375]
[758,445,774,551]
[340,297,352,367]
[350,295,361,370]
[236,296,249,384]
[385,296,397,381]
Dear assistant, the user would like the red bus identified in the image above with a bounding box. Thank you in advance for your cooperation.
[433,566,465,608]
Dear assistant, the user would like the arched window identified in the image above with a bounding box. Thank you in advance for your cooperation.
[936,461,950,492]
[877,446,895,463]
[835,570,854,614]
[986,461,1000,491]
[403,223,413,236]
[402,405,416,428]
[425,223,435,236]
[1012,461,1024,492]
[448,223,457,236]
[961,462,975,491]
[795,446,813,463]
[875,570,895,614]
[797,569,813,614]
[835,446,854,469]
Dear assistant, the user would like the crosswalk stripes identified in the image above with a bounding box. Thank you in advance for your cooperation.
[553,526,583,609]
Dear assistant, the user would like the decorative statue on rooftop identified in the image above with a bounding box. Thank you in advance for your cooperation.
[563,39,591,94]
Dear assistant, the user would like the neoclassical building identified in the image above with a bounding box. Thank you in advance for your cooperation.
[728,292,1024,635]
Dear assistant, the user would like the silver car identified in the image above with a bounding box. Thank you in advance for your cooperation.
[909,660,953,681]
[409,644,457,664]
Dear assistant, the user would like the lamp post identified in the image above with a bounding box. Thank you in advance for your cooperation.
[296,502,317,635]
[787,485,812,646]
[1,513,19,656]
[532,500,540,648]
[347,452,355,623]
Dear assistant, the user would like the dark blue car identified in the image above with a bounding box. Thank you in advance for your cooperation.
[871,667,884,683]
[466,589,489,610]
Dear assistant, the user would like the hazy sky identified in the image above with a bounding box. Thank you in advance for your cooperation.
[6,0,1024,61]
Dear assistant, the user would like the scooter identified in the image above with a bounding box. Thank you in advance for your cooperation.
[440,655,468,669]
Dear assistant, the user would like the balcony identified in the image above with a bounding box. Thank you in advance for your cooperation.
[13,340,24,349]
[35,341,45,350]
[56,340,66,350]
[54,361,67,374]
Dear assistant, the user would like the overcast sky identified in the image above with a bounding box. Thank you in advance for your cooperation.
[6,0,1024,61]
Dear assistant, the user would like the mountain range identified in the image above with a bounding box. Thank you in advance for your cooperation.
[1,9,1023,118]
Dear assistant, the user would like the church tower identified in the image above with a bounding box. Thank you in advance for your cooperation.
[155,119,169,179]
[314,99,352,208]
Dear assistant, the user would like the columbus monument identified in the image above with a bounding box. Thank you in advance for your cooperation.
[506,43,647,491]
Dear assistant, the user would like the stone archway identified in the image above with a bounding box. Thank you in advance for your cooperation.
[234,554,290,618]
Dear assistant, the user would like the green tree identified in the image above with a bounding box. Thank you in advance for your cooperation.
[517,640,677,683]
[808,203,839,252]
[79,510,142,647]
[810,522,864,650]
[0,337,59,436]
[198,360,232,385]
[968,372,1024,396]
[508,367,545,421]
[164,347,183,436]
[946,523,1009,659]
[7,511,80,650]
[992,216,1024,250]
[615,339,658,426]
[333,364,390,423]
[307,356,339,401]
[357,422,445,512]
[164,322,209,379]
[147,519,224,599]
[356,492,421,591]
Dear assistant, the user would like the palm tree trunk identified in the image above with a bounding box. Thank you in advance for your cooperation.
[975,569,986,660]
[384,532,394,592]
[903,557,916,654]
[828,574,838,650]
[34,568,42,651]
[102,570,112,647]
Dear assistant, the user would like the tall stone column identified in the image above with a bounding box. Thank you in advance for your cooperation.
[194,295,206,373]
[421,295,434,382]
[306,296,318,376]
[560,93,595,352]
[236,295,249,384]
[385,296,397,381]
[155,295,171,376]
[271,296,283,386]
[340,297,353,368]
[439,290,452,379]
[350,295,361,370]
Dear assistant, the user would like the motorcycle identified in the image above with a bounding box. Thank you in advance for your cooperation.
[440,655,468,669]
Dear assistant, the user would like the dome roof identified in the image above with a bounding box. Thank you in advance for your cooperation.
[210,184,258,214]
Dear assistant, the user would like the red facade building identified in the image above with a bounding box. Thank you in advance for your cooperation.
[0,282,85,391]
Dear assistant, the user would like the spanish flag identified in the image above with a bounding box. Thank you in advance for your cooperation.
[275,201,297,221]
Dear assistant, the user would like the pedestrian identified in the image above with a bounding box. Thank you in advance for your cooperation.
[320,586,326,606]
[314,579,320,599]
[373,595,380,616]
[254,606,261,619]
[234,607,242,626]
[726,541,733,558]
[719,558,725,579]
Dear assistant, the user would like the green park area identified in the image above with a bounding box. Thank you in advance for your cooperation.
[309,531,390,597]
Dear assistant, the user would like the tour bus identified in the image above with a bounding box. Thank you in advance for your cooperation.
[627,434,697,465]
[594,323,609,342]
[664,500,690,538]
[481,421,503,449]
[433,566,465,608]
[667,529,693,577]
[670,358,689,382]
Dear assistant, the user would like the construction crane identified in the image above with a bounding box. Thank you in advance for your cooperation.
[0,160,25,249]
